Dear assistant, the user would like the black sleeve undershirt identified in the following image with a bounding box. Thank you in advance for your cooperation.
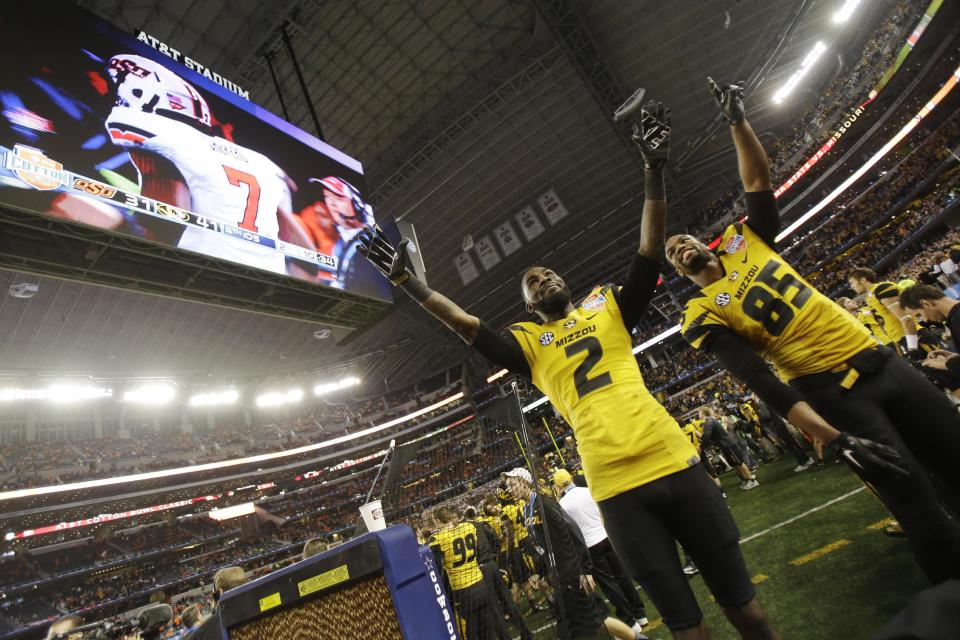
[616,253,663,330]
[472,322,532,379]
[700,326,804,417]
[743,190,780,248]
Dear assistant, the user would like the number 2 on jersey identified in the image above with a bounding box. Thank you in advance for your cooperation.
[223,166,261,232]
[565,336,612,399]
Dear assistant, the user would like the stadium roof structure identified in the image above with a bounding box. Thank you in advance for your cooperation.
[2,0,887,386]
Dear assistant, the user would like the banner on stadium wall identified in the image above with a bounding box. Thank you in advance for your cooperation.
[773,0,944,199]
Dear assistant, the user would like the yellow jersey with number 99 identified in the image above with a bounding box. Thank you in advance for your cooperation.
[507,285,698,501]
[681,223,876,380]
[429,522,483,591]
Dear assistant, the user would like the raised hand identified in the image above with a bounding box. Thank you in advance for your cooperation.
[357,225,412,285]
[634,100,671,170]
[707,77,745,125]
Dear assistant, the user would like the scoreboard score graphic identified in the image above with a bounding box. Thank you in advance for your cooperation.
[0,4,392,302]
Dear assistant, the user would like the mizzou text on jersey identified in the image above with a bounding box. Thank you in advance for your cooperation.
[681,223,877,380]
[507,285,698,501]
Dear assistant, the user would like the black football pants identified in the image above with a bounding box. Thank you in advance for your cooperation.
[791,349,960,584]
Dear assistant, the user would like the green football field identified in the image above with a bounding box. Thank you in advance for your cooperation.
[522,456,929,639]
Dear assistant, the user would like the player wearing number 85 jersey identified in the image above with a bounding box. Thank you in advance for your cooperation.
[670,79,960,587]
[104,54,314,277]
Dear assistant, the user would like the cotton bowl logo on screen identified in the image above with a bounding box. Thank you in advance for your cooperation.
[539,332,555,346]
[580,292,607,311]
[5,145,69,191]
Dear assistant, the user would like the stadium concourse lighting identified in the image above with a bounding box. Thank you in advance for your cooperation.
[313,376,360,396]
[773,41,827,104]
[0,391,465,502]
[256,387,303,408]
[123,382,176,404]
[189,388,239,407]
[0,385,112,402]
[777,61,960,241]
[833,0,862,23]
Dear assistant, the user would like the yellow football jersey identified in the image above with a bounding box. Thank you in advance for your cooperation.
[740,403,759,425]
[501,501,529,542]
[429,522,483,591]
[476,514,506,552]
[507,285,698,501]
[865,282,905,343]
[854,308,891,345]
[681,223,876,381]
[682,423,702,449]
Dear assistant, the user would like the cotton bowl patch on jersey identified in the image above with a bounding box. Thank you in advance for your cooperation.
[715,293,732,307]
[539,332,555,346]
[725,234,746,254]
[580,292,607,312]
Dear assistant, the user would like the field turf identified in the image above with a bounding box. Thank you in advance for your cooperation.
[522,456,928,639]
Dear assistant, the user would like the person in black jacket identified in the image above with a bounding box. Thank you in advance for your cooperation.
[502,468,644,640]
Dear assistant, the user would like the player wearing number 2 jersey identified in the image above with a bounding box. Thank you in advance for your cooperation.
[670,79,960,586]
[359,98,780,639]
[104,54,313,276]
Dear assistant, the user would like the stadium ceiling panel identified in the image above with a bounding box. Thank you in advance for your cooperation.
[15,0,888,385]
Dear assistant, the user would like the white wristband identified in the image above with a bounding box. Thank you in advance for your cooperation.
[905,335,919,351]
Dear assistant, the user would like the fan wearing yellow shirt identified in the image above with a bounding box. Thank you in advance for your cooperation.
[429,506,499,640]
[359,97,777,639]
[837,297,892,347]
[669,79,959,587]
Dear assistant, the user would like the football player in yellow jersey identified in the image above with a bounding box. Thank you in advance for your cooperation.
[360,97,778,639]
[847,267,918,354]
[668,79,960,586]
[837,297,892,346]
[429,506,499,640]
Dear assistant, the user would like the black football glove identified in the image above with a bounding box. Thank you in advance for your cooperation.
[834,433,909,480]
[357,225,412,285]
[707,77,745,125]
[614,90,671,170]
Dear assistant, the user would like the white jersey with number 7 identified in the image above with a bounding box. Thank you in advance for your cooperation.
[106,106,290,274]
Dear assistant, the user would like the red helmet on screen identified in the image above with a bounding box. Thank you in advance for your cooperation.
[107,54,212,129]
[309,176,372,228]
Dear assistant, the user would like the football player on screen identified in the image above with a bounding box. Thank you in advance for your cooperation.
[103,54,314,277]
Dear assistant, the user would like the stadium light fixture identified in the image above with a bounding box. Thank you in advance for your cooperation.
[832,0,862,24]
[256,387,303,408]
[313,376,361,397]
[773,41,827,104]
[123,382,176,404]
[189,388,239,407]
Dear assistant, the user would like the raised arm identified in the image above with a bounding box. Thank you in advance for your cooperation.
[708,78,779,245]
[358,226,531,376]
[614,96,672,328]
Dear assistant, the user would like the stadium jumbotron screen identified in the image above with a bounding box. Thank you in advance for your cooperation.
[0,5,392,302]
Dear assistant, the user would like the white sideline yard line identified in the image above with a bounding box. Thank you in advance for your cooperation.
[511,486,867,639]
[740,486,866,544]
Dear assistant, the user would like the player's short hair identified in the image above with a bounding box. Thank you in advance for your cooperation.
[899,284,947,310]
[848,267,878,282]
[431,506,458,524]
[302,538,328,561]
[463,506,477,519]
[180,604,204,629]
[46,615,82,640]
[214,566,247,594]
[481,494,499,515]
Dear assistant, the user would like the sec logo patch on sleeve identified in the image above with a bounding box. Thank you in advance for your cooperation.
[715,293,731,307]
[539,332,555,346]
